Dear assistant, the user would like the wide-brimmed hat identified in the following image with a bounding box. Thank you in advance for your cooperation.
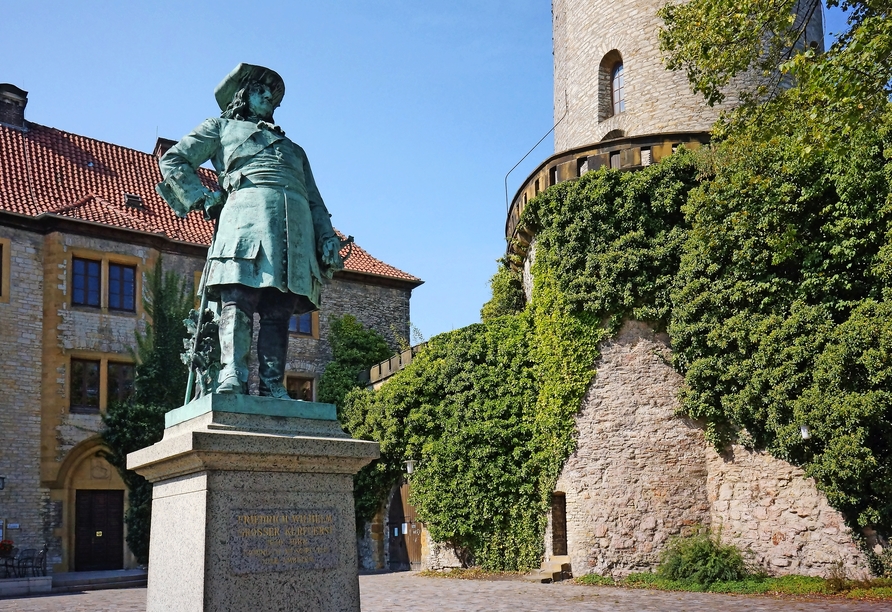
[214,63,285,112]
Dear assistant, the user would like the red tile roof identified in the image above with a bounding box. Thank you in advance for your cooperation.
[0,122,421,284]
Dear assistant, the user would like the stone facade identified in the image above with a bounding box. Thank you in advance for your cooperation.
[551,0,823,153]
[0,228,46,554]
[0,218,416,573]
[547,321,871,580]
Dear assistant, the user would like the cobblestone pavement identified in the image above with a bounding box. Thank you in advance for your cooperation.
[1,573,891,611]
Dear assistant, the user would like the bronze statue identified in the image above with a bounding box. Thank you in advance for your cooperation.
[157,63,345,400]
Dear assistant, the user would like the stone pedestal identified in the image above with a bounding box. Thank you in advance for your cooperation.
[127,394,379,612]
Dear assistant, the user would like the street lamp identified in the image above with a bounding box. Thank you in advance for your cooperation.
[800,425,811,440]
[404,459,416,475]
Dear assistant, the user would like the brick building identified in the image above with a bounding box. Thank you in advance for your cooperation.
[0,83,421,573]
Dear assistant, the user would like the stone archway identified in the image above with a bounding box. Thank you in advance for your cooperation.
[51,436,133,572]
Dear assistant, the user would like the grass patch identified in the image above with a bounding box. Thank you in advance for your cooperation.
[574,572,892,599]
[575,573,615,586]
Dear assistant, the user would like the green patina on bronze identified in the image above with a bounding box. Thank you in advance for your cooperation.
[157,63,349,402]
[164,393,338,428]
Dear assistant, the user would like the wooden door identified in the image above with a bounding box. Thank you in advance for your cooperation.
[551,492,568,556]
[75,490,124,571]
[399,482,422,569]
[387,482,423,570]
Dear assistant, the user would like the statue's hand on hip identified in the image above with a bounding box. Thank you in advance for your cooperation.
[321,236,345,270]
[202,189,225,221]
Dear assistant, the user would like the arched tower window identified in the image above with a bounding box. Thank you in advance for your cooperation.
[611,63,625,115]
[598,50,624,122]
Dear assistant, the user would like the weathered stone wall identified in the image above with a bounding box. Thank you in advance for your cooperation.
[549,321,710,576]
[708,446,870,579]
[0,227,47,552]
[554,320,871,579]
[420,528,462,571]
[551,0,822,153]
[356,508,387,571]
[321,278,411,358]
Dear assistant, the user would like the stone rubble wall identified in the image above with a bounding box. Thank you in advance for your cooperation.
[550,321,711,576]
[420,527,462,571]
[708,446,870,579]
[554,320,871,579]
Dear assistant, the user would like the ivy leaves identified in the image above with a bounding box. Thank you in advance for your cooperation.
[344,315,543,569]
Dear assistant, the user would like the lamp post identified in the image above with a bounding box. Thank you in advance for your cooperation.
[800,425,811,440]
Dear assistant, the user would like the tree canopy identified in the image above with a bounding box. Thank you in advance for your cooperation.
[659,0,892,145]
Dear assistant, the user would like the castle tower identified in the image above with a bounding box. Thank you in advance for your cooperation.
[505,0,823,256]
[553,0,739,152]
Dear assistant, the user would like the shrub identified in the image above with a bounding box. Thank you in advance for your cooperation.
[657,528,748,585]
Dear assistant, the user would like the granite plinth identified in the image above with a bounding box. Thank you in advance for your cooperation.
[127,395,380,612]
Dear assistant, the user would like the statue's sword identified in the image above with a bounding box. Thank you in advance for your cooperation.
[184,216,220,406]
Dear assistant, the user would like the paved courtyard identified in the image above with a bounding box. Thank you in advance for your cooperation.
[0,573,890,611]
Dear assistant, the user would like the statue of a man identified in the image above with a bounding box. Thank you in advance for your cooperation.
[157,63,344,399]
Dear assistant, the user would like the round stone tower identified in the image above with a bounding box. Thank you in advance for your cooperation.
[551,0,824,153]
[506,1,824,253]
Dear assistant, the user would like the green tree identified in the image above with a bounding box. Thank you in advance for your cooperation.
[317,315,392,409]
[659,0,892,145]
[660,0,892,536]
[315,315,394,533]
[658,0,824,106]
[101,257,193,564]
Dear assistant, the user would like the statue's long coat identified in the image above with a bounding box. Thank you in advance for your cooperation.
[158,117,336,308]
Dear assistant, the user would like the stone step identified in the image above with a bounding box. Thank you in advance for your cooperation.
[51,569,147,593]
[525,556,572,583]
[522,569,563,583]
[0,576,53,598]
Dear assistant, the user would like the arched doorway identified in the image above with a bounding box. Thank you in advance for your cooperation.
[54,437,130,572]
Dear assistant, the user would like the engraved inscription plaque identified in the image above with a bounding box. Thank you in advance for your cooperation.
[230,508,338,574]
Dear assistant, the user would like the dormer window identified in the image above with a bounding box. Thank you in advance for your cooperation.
[124,193,143,209]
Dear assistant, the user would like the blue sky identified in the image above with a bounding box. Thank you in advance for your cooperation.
[1,2,846,340]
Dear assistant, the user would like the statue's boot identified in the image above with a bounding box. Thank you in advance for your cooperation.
[257,318,291,399]
[258,313,292,400]
[217,305,252,394]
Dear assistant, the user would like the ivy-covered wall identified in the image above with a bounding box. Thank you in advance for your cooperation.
[343,96,892,573]
[345,153,704,570]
